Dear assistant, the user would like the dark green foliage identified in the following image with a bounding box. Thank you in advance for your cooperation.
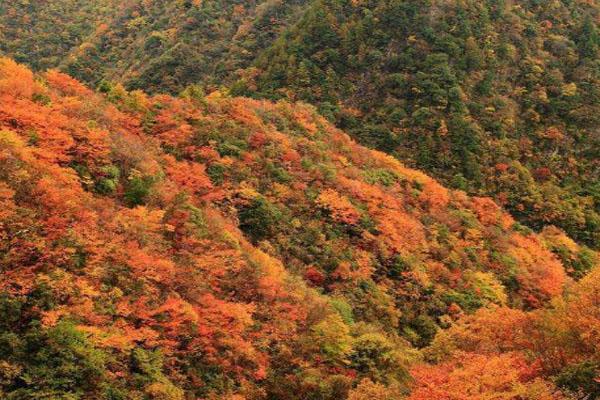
[403,315,439,348]
[0,292,110,399]
[349,332,409,384]
[124,174,156,207]
[238,197,284,242]
[556,361,600,399]
[95,165,121,195]
[554,245,598,280]
[206,163,226,186]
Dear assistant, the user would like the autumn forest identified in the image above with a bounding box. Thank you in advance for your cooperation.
[0,0,599,399]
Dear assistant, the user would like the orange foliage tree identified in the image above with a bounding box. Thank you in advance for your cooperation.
[410,352,565,400]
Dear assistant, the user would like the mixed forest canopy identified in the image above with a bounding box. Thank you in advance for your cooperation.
[1,0,598,249]
[0,0,599,399]
[243,0,600,249]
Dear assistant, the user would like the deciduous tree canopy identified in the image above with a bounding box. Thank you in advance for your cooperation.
[0,1,599,398]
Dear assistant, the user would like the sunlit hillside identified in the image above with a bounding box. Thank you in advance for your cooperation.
[0,58,598,399]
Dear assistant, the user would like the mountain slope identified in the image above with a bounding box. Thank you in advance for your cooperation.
[0,0,117,70]
[241,0,600,249]
[0,0,308,94]
[0,58,598,399]
[1,0,598,250]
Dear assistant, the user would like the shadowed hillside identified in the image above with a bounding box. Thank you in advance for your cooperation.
[243,0,600,249]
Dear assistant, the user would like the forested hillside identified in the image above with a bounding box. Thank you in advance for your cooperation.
[242,0,600,249]
[63,0,311,93]
[1,0,600,399]
[0,0,118,71]
[1,0,598,251]
[0,57,598,399]
[0,0,307,94]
